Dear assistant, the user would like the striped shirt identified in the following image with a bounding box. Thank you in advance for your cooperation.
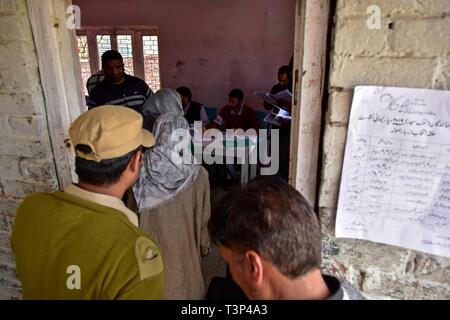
[86,70,105,95]
[87,74,153,115]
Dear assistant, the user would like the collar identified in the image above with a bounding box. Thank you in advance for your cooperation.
[65,184,138,227]
[323,275,344,300]
[230,103,244,116]
[184,101,191,113]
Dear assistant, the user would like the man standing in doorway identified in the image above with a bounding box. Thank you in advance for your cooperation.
[263,65,293,181]
[88,50,152,115]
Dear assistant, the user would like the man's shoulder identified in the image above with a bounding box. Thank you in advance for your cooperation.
[17,191,137,234]
[341,279,366,300]
[323,274,366,300]
[126,74,149,88]
[220,104,232,113]
[89,80,109,96]
[191,100,203,108]
[243,104,256,113]
[18,191,59,209]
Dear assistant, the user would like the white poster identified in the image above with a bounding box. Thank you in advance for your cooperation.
[336,86,450,258]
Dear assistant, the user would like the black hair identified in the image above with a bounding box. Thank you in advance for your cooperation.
[278,65,291,76]
[176,86,192,101]
[74,144,139,186]
[101,50,123,67]
[209,176,322,279]
[228,88,244,101]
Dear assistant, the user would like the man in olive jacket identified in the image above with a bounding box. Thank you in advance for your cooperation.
[11,105,164,299]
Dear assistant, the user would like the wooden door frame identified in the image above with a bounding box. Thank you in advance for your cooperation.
[26,0,332,201]
[27,0,85,189]
[289,0,332,207]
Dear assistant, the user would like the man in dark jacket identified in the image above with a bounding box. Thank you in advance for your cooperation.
[176,86,210,126]
[88,50,152,115]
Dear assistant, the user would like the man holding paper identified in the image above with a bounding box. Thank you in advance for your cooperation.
[256,65,293,180]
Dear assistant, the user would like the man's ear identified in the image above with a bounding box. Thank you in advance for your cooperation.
[129,149,142,173]
[244,250,264,285]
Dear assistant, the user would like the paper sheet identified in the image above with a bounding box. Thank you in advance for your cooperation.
[336,85,450,258]
[254,89,292,110]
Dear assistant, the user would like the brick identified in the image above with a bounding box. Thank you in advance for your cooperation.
[1,179,57,198]
[433,55,450,90]
[0,262,18,284]
[19,158,56,181]
[0,247,14,265]
[8,115,47,139]
[0,138,50,158]
[319,207,337,235]
[0,64,42,94]
[337,0,450,18]
[0,115,9,136]
[327,90,353,124]
[0,198,20,216]
[333,17,389,56]
[389,17,450,57]
[0,277,22,300]
[0,40,38,70]
[0,0,19,15]
[330,56,436,89]
[319,125,348,208]
[0,92,45,115]
[0,231,10,250]
[0,157,20,180]
[0,157,55,183]
[0,214,13,232]
[361,267,450,299]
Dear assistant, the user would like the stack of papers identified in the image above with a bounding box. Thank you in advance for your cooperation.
[255,89,292,126]
[255,89,292,111]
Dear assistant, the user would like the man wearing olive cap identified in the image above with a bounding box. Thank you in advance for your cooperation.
[11,106,164,299]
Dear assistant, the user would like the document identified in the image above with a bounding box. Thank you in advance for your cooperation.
[255,89,293,110]
[336,85,450,258]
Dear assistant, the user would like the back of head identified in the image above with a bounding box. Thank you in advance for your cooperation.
[209,176,322,279]
[69,105,155,186]
[152,112,190,151]
[101,50,123,68]
[229,88,244,101]
[176,86,192,101]
[142,88,184,132]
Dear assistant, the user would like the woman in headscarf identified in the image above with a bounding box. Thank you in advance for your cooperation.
[129,111,211,300]
[142,88,184,132]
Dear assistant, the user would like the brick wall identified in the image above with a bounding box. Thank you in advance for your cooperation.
[0,0,59,299]
[319,0,450,299]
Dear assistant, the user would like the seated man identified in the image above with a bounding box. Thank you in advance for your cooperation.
[176,86,210,126]
[210,89,260,131]
[208,176,365,300]
[88,50,152,115]
[11,106,164,299]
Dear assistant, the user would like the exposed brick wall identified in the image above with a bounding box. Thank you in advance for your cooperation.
[0,0,59,299]
[320,0,450,299]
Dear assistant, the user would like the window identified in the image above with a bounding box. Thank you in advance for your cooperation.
[76,26,161,94]
[76,35,91,95]
[96,35,112,68]
[143,35,161,92]
[117,35,134,76]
